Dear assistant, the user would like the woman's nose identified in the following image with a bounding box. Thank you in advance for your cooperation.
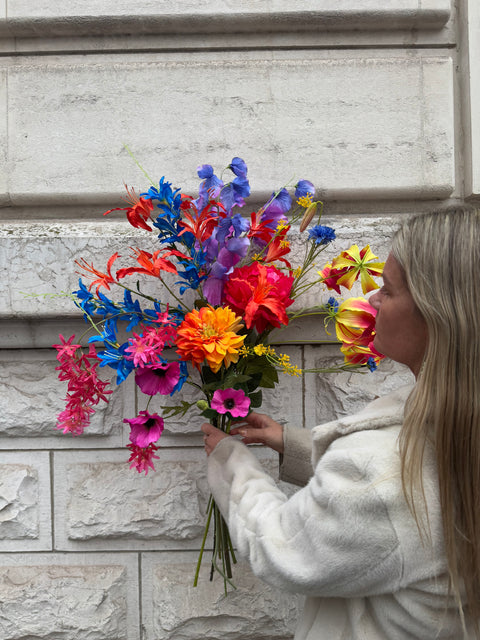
[369,291,380,310]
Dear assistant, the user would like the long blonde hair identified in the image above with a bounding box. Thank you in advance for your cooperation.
[392,207,480,632]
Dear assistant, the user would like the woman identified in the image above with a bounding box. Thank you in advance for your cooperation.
[201,208,480,639]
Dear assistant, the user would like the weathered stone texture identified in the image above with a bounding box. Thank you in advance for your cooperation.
[0,350,123,438]
[148,559,299,640]
[304,344,414,425]
[0,464,38,539]
[0,563,129,639]
[5,56,453,205]
[65,459,209,541]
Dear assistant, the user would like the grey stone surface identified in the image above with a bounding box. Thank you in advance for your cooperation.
[5,55,454,206]
[54,449,210,549]
[3,0,451,37]
[0,452,51,551]
[143,553,299,640]
[304,344,414,427]
[0,66,6,206]
[0,553,139,640]
[0,349,124,440]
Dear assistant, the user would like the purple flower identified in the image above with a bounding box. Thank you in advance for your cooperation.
[220,177,251,212]
[135,361,180,396]
[211,388,251,418]
[295,180,315,199]
[229,157,248,179]
[124,410,164,447]
[260,188,292,230]
[308,225,336,245]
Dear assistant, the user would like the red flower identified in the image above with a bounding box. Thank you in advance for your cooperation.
[104,185,155,232]
[75,253,120,294]
[223,262,294,334]
[261,226,292,268]
[247,210,276,244]
[116,247,190,280]
[178,199,224,243]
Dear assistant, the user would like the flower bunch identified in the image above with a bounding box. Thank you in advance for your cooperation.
[53,156,384,590]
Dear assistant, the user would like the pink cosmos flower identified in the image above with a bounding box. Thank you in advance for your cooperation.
[211,388,251,418]
[124,410,164,447]
[135,361,181,396]
[126,443,160,475]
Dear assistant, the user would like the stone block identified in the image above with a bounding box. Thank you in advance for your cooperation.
[0,66,6,206]
[0,452,51,551]
[54,446,290,551]
[303,344,414,427]
[465,0,480,196]
[142,552,299,640]
[4,1,451,36]
[0,348,126,447]
[5,55,454,206]
[54,449,210,550]
[0,552,139,640]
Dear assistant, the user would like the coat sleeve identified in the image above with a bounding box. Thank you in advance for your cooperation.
[207,433,406,598]
[279,425,314,486]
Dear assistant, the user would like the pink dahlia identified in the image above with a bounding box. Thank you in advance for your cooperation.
[211,388,251,418]
[124,410,164,447]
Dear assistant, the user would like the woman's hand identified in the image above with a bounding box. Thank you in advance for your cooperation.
[201,422,230,456]
[230,412,284,454]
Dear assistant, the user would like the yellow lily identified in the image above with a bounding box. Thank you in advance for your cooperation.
[331,244,384,294]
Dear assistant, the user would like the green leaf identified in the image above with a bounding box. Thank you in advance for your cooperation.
[200,408,219,421]
[160,401,195,418]
[249,390,263,408]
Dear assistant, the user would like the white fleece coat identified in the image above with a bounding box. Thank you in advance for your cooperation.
[207,386,470,639]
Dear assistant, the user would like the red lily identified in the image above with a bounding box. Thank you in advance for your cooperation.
[104,185,154,232]
[178,200,224,244]
[116,247,191,280]
[247,210,276,244]
[261,226,292,268]
[75,253,120,293]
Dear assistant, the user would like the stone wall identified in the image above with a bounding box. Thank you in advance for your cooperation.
[1,2,478,638]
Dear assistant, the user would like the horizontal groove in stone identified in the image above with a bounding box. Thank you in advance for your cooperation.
[0,7,452,39]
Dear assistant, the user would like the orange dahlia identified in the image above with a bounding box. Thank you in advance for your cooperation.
[176,305,246,373]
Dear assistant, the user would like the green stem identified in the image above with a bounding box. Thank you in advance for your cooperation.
[193,497,215,587]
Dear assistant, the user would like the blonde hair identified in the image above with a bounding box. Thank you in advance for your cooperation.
[392,207,480,633]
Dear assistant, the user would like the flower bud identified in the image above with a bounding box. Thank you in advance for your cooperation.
[196,399,209,411]
[299,202,318,232]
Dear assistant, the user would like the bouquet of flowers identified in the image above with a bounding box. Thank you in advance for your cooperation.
[53,156,384,591]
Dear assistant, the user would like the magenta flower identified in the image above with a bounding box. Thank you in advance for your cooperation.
[135,361,180,396]
[126,443,160,475]
[211,388,251,418]
[124,410,164,447]
[53,337,112,435]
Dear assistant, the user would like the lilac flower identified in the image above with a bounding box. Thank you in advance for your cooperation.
[124,410,164,447]
[211,388,251,418]
[135,361,181,396]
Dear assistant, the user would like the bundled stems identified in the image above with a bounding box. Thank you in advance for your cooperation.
[193,415,237,593]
